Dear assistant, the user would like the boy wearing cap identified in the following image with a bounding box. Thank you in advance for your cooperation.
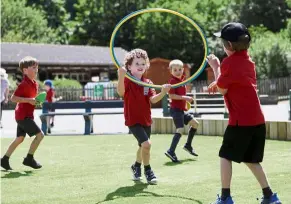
[207,22,281,204]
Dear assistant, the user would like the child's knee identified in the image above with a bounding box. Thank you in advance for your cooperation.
[189,119,199,129]
[141,140,151,150]
[176,128,184,134]
[36,132,44,140]
[15,137,25,144]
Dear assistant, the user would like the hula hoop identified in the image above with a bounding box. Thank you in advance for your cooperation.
[110,8,209,89]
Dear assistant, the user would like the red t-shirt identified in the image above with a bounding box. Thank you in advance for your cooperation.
[168,75,187,111]
[217,50,265,126]
[124,77,156,126]
[46,88,55,103]
[14,75,38,120]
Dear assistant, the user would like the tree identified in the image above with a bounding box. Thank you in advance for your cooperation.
[132,0,209,79]
[26,0,73,44]
[267,44,289,78]
[240,0,291,32]
[1,0,57,43]
[70,0,154,49]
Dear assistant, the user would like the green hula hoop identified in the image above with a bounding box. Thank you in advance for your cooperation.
[110,8,209,89]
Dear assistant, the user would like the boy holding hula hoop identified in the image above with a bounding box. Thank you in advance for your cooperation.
[117,49,171,184]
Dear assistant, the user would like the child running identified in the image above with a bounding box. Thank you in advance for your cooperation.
[1,56,44,170]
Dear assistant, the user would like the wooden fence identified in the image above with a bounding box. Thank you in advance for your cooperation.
[152,117,291,141]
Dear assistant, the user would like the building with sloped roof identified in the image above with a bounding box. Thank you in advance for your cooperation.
[1,42,127,84]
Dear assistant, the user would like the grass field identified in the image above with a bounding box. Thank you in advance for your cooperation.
[1,135,291,204]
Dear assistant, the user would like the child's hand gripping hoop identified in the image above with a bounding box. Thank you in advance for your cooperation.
[110,8,209,89]
[35,92,47,107]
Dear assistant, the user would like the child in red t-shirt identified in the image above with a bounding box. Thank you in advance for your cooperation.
[165,59,199,163]
[117,49,171,184]
[208,22,281,204]
[1,56,44,170]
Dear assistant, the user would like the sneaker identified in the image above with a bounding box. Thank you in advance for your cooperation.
[212,195,234,204]
[260,193,282,204]
[183,145,198,156]
[1,158,13,170]
[131,164,142,181]
[23,157,42,169]
[144,169,157,185]
[165,150,180,162]
[51,122,54,128]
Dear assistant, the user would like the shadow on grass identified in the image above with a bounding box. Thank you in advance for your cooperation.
[96,181,202,204]
[164,158,197,166]
[1,170,34,179]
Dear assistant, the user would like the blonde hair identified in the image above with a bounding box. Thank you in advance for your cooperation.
[124,49,150,71]
[19,56,38,73]
[169,59,183,69]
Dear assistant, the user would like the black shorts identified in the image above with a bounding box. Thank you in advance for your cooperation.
[128,124,151,146]
[170,108,193,128]
[219,124,266,163]
[17,118,42,137]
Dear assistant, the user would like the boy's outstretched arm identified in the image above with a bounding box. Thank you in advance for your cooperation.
[150,84,171,104]
[169,94,193,102]
[207,54,228,95]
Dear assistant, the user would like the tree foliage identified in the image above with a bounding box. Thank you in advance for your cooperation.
[1,0,57,43]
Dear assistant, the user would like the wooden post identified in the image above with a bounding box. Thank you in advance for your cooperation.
[202,120,210,136]
[215,119,224,136]
[278,121,287,141]
[269,122,278,140]
[265,121,270,139]
[196,119,203,135]
[193,89,199,117]
[287,121,291,141]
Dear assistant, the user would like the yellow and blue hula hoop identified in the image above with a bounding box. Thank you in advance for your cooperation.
[110,8,209,89]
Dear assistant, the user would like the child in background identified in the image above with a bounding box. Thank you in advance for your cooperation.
[165,59,199,163]
[44,80,55,130]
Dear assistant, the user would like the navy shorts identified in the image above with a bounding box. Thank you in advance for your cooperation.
[129,124,151,146]
[219,124,266,163]
[170,108,193,129]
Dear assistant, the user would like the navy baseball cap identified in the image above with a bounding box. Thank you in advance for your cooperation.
[214,22,251,42]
